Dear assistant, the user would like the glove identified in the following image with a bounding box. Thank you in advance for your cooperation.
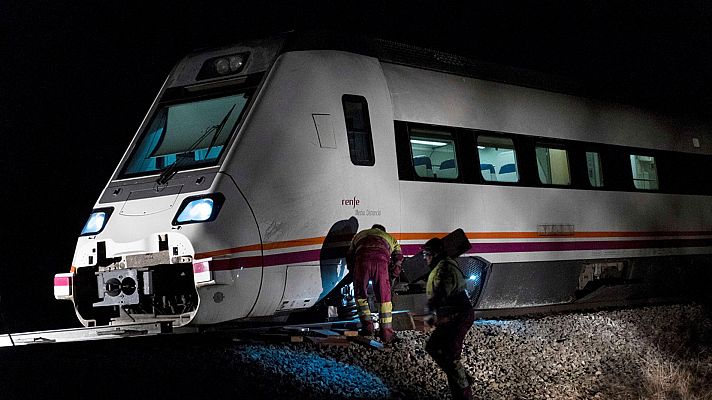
[389,252,403,279]
[388,263,402,281]
[425,314,437,328]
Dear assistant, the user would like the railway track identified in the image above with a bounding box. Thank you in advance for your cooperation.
[0,315,381,349]
[0,292,687,349]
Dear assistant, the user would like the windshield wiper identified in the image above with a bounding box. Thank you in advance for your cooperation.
[155,155,183,186]
[155,105,236,185]
[205,104,236,159]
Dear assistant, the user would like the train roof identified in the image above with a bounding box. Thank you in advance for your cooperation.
[283,31,586,99]
[180,31,701,119]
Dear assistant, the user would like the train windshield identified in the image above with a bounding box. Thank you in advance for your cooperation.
[120,92,250,178]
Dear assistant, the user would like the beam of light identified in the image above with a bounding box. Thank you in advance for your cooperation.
[469,274,480,284]
[236,345,391,398]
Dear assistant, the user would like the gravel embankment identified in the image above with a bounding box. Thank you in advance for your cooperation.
[1,303,711,400]
[311,303,712,399]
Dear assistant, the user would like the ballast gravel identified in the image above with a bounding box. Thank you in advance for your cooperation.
[1,303,711,400]
[306,303,712,399]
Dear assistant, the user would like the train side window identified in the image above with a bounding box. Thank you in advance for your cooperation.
[409,127,458,179]
[586,151,604,187]
[535,145,571,185]
[342,95,375,166]
[630,154,659,190]
[477,135,519,182]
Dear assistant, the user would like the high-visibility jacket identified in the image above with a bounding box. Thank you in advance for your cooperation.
[426,256,471,316]
[347,228,403,275]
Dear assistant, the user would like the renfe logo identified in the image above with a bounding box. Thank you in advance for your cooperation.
[342,196,360,208]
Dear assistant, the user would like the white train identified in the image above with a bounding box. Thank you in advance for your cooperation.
[54,34,712,327]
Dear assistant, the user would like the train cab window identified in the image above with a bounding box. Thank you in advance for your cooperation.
[477,135,518,182]
[342,95,375,166]
[121,92,249,178]
[630,154,659,190]
[409,127,458,179]
[586,151,604,187]
[535,145,571,185]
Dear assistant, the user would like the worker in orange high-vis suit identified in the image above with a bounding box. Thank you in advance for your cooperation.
[347,224,403,343]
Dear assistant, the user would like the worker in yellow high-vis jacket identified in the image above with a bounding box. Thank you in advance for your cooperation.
[422,237,475,400]
[346,224,403,343]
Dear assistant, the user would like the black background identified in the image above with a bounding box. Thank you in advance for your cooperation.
[2,1,712,332]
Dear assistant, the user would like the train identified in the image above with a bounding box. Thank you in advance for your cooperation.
[54,33,712,328]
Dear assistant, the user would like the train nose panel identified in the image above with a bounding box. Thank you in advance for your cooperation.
[120,185,183,216]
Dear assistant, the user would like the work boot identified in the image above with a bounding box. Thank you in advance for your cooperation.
[448,382,473,400]
[379,326,395,344]
[461,385,474,400]
[447,366,474,400]
[360,320,375,336]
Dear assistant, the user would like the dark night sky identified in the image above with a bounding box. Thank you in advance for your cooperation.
[2,1,712,332]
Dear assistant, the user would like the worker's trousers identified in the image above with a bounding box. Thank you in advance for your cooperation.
[426,308,475,400]
[353,252,393,342]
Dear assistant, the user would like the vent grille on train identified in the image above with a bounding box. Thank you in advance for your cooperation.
[373,38,582,95]
[456,256,490,307]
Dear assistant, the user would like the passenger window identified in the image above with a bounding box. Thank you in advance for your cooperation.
[409,127,458,179]
[586,151,604,187]
[630,154,659,190]
[536,145,571,185]
[477,136,518,182]
[342,95,375,166]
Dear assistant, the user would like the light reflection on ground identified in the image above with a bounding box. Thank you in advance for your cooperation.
[236,344,392,398]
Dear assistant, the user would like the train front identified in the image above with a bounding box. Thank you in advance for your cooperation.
[53,38,284,327]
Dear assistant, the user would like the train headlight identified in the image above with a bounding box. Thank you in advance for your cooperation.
[80,207,114,236]
[196,53,248,80]
[172,193,225,225]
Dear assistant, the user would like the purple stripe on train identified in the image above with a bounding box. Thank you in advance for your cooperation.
[208,238,712,271]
